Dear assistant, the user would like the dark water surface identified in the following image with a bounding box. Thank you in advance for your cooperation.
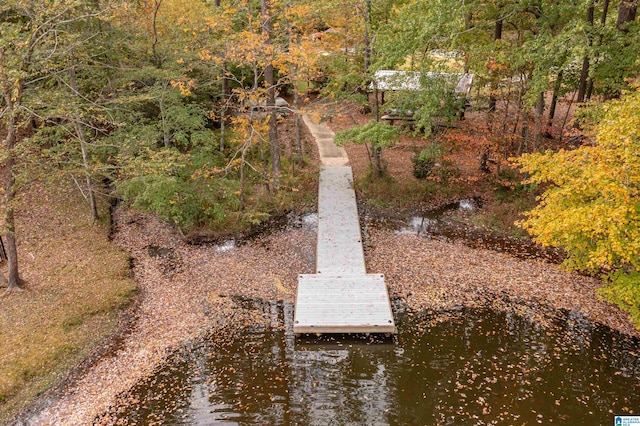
[108,303,640,425]
[381,198,566,263]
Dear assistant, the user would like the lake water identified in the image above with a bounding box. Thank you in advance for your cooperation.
[105,302,640,425]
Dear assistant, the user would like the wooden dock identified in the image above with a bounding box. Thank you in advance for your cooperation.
[293,130,395,334]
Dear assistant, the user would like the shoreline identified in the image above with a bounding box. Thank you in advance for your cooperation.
[18,207,639,425]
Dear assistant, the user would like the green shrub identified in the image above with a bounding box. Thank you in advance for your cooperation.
[412,143,444,179]
[599,270,640,327]
[119,175,239,231]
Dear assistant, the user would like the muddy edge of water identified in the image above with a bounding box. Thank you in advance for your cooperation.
[360,198,566,264]
[9,210,317,425]
[10,201,634,424]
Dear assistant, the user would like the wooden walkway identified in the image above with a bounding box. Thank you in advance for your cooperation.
[293,117,395,335]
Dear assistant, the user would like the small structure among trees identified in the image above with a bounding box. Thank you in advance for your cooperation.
[371,70,474,131]
[372,70,474,95]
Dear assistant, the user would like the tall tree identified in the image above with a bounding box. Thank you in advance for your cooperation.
[0,1,110,289]
[262,0,280,190]
[517,88,640,325]
[577,1,596,103]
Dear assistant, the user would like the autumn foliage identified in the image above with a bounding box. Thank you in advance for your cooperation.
[517,89,640,324]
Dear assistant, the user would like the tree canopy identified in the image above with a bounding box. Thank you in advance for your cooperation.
[517,88,640,324]
[1,0,639,326]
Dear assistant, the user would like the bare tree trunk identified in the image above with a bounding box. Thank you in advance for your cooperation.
[220,62,229,152]
[617,0,638,31]
[220,113,226,152]
[239,150,246,212]
[487,16,503,123]
[2,115,21,290]
[69,65,98,221]
[512,86,524,135]
[160,79,170,148]
[577,2,595,103]
[559,91,577,144]
[548,71,563,129]
[363,0,374,115]
[500,80,514,134]
[373,146,383,178]
[262,0,280,191]
[586,0,611,100]
[363,0,372,75]
[534,91,545,149]
[152,0,164,68]
[521,108,530,153]
[373,86,380,122]
[294,89,303,167]
[479,149,490,173]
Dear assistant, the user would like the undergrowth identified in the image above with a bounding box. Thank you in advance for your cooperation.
[118,135,318,237]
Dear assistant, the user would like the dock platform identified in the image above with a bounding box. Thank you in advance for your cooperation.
[293,128,395,335]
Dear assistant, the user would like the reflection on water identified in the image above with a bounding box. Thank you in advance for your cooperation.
[210,213,317,254]
[214,240,236,253]
[389,198,564,262]
[288,212,319,230]
[458,199,475,211]
[396,199,477,237]
[105,303,640,425]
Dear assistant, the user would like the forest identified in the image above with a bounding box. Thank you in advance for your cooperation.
[0,0,639,421]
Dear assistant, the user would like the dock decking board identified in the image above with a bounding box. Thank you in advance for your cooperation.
[294,274,395,333]
[315,167,367,275]
[293,165,395,334]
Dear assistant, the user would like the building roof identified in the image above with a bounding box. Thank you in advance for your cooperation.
[372,70,474,95]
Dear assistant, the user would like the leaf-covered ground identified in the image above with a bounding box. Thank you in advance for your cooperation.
[20,101,639,424]
[368,229,638,337]
[0,185,136,423]
[26,209,315,425]
[22,200,638,424]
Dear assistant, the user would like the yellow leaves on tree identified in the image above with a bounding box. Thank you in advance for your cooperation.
[170,79,195,96]
[517,89,640,326]
[517,88,640,273]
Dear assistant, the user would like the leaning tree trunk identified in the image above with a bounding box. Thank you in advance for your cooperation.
[69,65,98,221]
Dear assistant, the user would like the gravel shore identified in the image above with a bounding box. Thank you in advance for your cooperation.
[26,207,638,424]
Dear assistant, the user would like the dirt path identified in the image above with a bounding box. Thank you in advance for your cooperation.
[302,114,348,166]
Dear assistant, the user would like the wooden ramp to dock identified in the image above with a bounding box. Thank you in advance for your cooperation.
[293,166,395,334]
